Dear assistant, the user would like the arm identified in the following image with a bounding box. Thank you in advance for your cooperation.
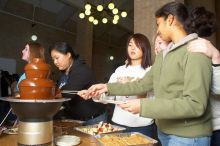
[188,38,220,94]
[188,38,220,64]
[62,66,96,99]
[140,53,212,119]
[212,66,220,94]
[79,67,119,100]
[16,73,26,91]
[15,73,26,97]
[107,67,153,96]
[86,66,154,98]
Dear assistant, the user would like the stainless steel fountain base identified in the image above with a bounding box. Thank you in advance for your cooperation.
[18,121,52,145]
[0,97,70,146]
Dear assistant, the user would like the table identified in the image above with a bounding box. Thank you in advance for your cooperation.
[0,120,158,146]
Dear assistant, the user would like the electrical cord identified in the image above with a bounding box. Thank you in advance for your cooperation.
[0,108,12,127]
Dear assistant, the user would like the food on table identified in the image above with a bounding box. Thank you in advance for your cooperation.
[78,121,121,135]
[97,133,153,146]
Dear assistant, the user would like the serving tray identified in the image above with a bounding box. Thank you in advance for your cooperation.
[95,132,158,146]
[75,122,126,136]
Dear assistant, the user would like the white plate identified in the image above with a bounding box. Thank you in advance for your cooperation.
[92,93,127,104]
[93,99,126,104]
[55,135,80,146]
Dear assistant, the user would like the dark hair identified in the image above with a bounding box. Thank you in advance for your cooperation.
[186,7,216,37]
[49,42,79,60]
[27,42,45,61]
[126,33,152,69]
[155,2,216,37]
[12,73,19,82]
[155,2,188,27]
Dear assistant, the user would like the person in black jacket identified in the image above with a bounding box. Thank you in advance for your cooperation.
[49,42,107,125]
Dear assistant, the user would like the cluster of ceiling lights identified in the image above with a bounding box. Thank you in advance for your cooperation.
[79,2,127,25]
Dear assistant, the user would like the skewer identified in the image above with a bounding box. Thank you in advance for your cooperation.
[61,90,79,94]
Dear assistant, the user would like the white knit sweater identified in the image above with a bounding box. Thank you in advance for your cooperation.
[211,66,220,131]
[108,64,154,127]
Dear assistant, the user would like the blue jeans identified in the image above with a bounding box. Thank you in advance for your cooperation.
[111,121,155,137]
[83,111,108,126]
[158,129,210,146]
[211,130,220,146]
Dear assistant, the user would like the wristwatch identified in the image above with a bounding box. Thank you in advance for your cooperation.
[212,63,220,67]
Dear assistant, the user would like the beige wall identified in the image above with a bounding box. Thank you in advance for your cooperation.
[134,0,175,60]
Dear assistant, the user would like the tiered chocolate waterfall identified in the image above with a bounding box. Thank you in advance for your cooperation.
[19,58,56,99]
[0,58,70,146]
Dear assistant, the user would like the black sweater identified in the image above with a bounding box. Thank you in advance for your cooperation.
[57,58,106,120]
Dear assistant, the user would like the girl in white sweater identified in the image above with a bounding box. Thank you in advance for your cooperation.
[108,33,155,136]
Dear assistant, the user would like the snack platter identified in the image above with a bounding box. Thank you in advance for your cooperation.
[75,122,126,135]
[95,132,158,146]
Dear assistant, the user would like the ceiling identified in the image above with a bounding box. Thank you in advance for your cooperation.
[0,0,134,46]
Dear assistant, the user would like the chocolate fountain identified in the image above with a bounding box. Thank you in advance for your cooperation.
[0,58,70,146]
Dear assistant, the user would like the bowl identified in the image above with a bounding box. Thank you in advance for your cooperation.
[55,135,80,146]
[19,78,55,99]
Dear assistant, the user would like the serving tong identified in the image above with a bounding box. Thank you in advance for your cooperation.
[61,90,79,95]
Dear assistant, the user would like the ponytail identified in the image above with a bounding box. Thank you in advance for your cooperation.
[185,7,217,37]
[155,2,217,37]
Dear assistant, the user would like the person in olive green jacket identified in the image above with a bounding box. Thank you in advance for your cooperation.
[78,2,215,146]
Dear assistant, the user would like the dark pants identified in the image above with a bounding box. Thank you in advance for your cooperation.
[211,130,220,146]
[111,121,156,137]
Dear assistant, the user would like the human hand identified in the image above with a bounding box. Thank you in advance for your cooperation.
[188,38,220,64]
[55,92,62,98]
[118,99,140,114]
[14,93,20,98]
[55,88,62,98]
[77,90,91,100]
[87,84,108,98]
